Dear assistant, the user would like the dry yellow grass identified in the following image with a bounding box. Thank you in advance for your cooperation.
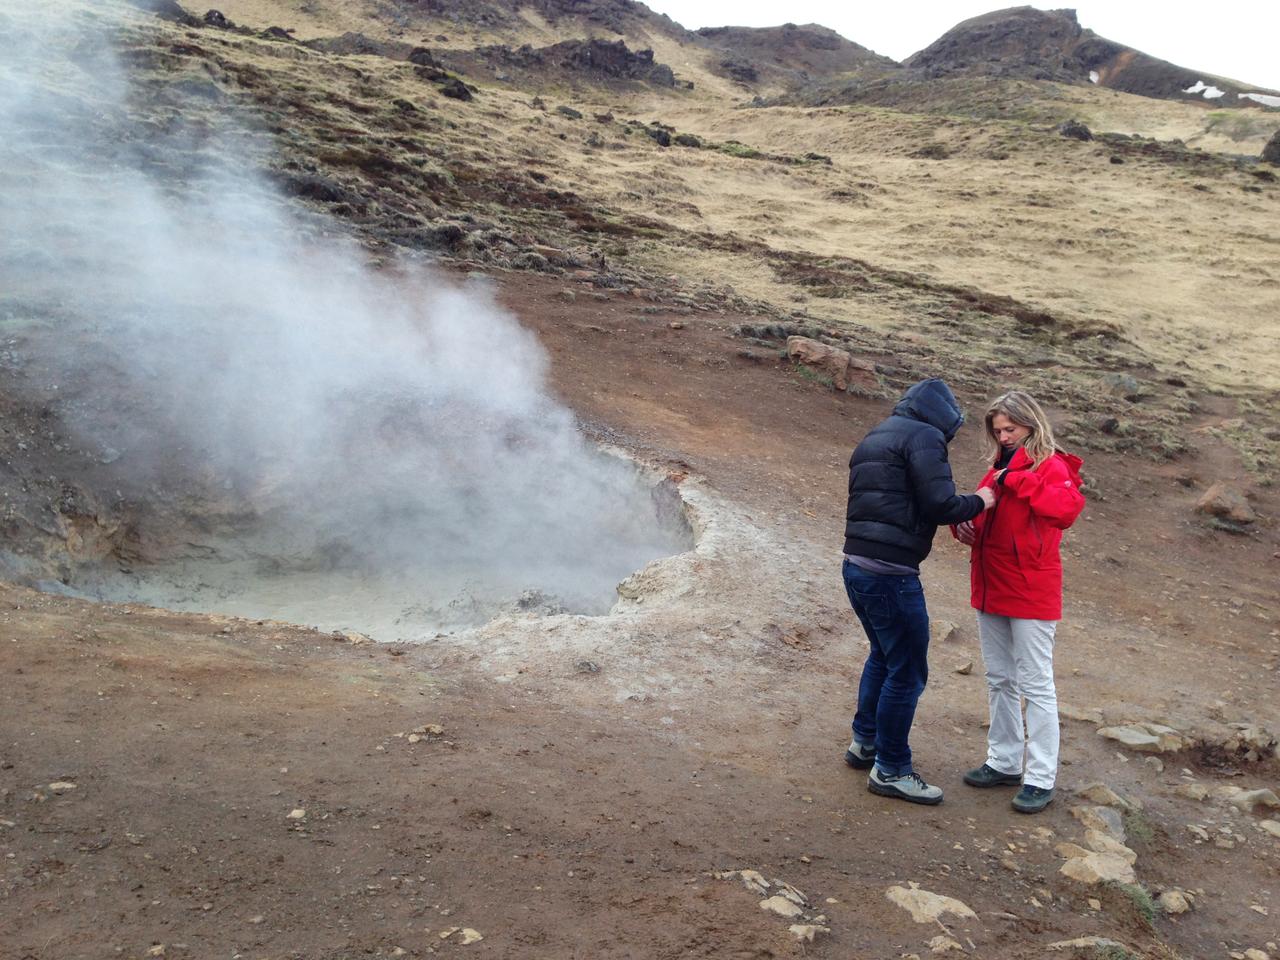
[103,1,1280,395]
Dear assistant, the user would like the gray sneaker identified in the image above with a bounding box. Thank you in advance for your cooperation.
[844,738,876,770]
[868,767,944,805]
[1012,785,1054,814]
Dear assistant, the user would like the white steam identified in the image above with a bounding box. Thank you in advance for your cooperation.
[0,1,690,632]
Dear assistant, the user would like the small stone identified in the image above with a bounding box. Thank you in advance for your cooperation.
[930,620,959,643]
[1076,783,1137,809]
[1243,950,1269,960]
[1186,823,1210,841]
[928,935,963,953]
[1049,937,1127,952]
[885,883,976,924]
[1084,829,1137,865]
[1088,898,1102,911]
[458,929,483,945]
[1071,805,1125,841]
[47,781,77,793]
[287,808,306,820]
[1058,703,1104,724]
[249,916,264,924]
[1195,483,1257,524]
[1174,783,1209,801]
[1229,789,1280,813]
[147,948,165,958]
[668,321,685,329]
[1158,889,1191,914]
[954,660,974,675]
[760,895,804,918]
[1259,820,1280,838]
[1058,851,1136,885]
[407,734,422,744]
[789,924,830,942]
[735,869,769,895]
[1098,722,1186,753]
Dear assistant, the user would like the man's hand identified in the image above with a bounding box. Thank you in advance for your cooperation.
[955,520,977,545]
[977,486,996,510]
[994,468,1008,484]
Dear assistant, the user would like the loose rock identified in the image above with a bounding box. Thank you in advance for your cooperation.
[1195,483,1257,524]
[1076,783,1139,810]
[789,923,830,942]
[760,895,804,918]
[1228,788,1280,813]
[885,883,977,924]
[1097,721,1188,753]
[785,336,877,393]
[1158,889,1191,914]
[1058,850,1136,885]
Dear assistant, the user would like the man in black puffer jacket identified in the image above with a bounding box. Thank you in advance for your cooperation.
[841,378,993,805]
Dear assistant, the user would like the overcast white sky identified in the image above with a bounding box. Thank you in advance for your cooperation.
[643,1,1280,91]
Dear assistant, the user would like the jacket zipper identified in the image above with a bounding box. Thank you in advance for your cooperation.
[978,495,1000,614]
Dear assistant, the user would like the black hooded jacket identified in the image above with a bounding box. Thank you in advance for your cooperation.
[843,378,985,567]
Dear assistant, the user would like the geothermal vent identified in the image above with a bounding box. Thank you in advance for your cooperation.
[0,3,694,638]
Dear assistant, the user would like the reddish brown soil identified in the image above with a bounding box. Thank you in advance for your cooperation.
[2,271,1278,960]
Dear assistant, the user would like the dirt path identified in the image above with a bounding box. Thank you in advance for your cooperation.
[3,274,1279,960]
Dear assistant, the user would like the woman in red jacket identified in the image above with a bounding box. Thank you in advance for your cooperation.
[954,391,1085,813]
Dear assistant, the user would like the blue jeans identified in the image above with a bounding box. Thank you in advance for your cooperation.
[843,560,931,776]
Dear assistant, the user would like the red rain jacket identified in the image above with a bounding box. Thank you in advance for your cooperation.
[957,448,1085,621]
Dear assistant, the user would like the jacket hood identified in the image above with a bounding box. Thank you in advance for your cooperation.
[1009,447,1084,482]
[893,378,965,441]
[1057,450,1084,483]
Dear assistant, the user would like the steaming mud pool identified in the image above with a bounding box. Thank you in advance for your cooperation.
[59,463,695,641]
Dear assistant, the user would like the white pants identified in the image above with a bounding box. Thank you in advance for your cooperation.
[977,612,1059,790]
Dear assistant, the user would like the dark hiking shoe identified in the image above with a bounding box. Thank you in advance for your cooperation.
[963,763,1023,788]
[868,767,943,805]
[844,740,876,770]
[1012,785,1054,814]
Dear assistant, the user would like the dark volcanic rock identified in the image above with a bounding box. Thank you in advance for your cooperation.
[471,38,676,87]
[307,33,415,59]
[1263,130,1280,166]
[645,127,671,147]
[440,78,474,101]
[1057,119,1093,141]
[720,59,759,84]
[903,5,1280,107]
[696,23,896,88]
[128,0,200,25]
[906,7,1085,81]
[203,9,232,28]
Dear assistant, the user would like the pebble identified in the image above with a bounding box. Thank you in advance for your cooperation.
[1158,889,1191,914]
[789,924,830,942]
[760,895,804,919]
[954,660,974,675]
[287,808,306,820]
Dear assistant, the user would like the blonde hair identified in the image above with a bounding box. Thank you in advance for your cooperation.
[983,391,1058,469]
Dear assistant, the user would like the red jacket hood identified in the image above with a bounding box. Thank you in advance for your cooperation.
[1006,447,1083,483]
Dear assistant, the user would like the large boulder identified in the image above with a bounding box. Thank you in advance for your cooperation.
[1058,119,1094,141]
[1263,129,1280,166]
[1195,483,1257,524]
[785,336,876,393]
